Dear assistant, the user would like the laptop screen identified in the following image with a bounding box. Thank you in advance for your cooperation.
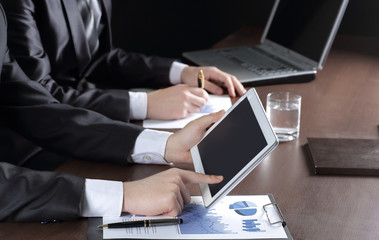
[266,0,347,64]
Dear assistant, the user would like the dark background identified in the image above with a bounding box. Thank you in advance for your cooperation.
[111,0,379,58]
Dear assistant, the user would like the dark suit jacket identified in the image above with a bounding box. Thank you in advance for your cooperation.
[0,3,143,221]
[2,0,175,121]
[1,0,174,167]
[0,3,83,222]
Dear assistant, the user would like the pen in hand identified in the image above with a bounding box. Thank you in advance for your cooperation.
[198,69,205,89]
[98,218,183,229]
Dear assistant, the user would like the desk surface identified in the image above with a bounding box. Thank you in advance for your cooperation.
[1,28,379,240]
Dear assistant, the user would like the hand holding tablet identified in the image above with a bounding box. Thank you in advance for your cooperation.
[190,88,278,208]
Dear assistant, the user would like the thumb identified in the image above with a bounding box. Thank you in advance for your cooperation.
[188,109,225,130]
[179,169,223,185]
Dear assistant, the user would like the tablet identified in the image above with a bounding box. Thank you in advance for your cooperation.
[190,88,278,208]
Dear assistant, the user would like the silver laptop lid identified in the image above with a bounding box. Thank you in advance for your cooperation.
[261,0,349,70]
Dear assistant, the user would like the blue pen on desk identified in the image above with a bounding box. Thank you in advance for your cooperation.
[98,218,183,229]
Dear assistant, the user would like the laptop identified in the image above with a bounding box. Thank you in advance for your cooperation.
[182,0,349,85]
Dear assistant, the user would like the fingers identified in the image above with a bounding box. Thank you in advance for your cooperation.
[188,109,225,130]
[216,74,236,97]
[202,67,247,97]
[164,171,219,217]
[178,177,191,205]
[204,79,226,96]
[162,169,208,216]
[230,75,246,96]
[187,88,209,111]
[172,185,185,211]
[164,171,192,216]
[182,65,246,97]
[168,173,191,209]
[189,87,209,100]
[165,195,183,217]
[123,168,223,217]
[176,168,223,185]
[165,168,223,216]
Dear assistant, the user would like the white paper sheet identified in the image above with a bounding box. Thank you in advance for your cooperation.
[103,195,288,239]
[143,95,232,129]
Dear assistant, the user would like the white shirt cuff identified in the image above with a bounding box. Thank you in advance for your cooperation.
[169,61,188,85]
[128,92,148,120]
[80,179,123,217]
[132,129,173,165]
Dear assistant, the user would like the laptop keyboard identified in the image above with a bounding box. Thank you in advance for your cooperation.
[218,47,299,76]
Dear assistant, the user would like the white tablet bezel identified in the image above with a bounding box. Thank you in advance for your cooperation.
[190,88,278,208]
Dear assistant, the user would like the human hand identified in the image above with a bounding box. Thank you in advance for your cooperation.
[164,110,224,164]
[147,84,209,120]
[181,66,246,97]
[122,168,223,217]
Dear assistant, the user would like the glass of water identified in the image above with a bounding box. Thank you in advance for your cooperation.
[266,92,301,142]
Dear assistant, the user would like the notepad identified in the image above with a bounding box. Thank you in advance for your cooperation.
[143,95,232,129]
[307,138,379,176]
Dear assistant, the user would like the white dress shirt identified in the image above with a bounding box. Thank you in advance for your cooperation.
[80,61,187,217]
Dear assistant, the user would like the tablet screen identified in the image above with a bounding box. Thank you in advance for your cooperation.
[197,97,268,197]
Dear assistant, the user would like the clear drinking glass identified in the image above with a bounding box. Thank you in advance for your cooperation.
[266,92,302,142]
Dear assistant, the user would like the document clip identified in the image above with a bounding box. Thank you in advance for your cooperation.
[263,203,287,227]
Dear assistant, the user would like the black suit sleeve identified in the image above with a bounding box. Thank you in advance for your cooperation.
[0,162,85,222]
[86,49,175,89]
[0,51,144,165]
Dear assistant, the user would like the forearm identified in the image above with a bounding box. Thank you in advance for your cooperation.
[46,79,132,122]
[0,55,143,164]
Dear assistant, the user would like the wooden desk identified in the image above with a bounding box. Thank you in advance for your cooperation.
[1,28,378,240]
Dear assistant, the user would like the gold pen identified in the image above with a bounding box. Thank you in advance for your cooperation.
[198,69,205,89]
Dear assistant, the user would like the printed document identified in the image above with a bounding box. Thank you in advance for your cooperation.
[103,195,287,239]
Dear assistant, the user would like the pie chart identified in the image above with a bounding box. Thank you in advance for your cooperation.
[229,201,257,216]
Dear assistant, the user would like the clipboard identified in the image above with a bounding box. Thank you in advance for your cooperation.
[88,194,293,240]
[264,194,288,228]
[261,193,293,240]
